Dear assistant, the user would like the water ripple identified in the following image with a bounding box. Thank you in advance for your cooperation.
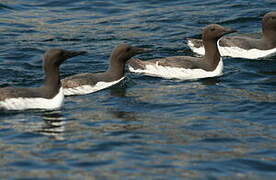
[0,0,276,179]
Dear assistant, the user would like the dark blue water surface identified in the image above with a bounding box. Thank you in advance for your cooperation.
[0,0,276,179]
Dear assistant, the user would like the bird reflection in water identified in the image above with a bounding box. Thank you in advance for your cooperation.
[109,77,130,97]
[37,110,66,140]
[98,110,143,133]
[200,77,221,86]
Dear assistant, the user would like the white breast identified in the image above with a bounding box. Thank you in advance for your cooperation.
[0,88,64,111]
[63,77,125,96]
[128,59,223,80]
[188,39,276,59]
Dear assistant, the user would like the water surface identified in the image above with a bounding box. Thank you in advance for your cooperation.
[0,0,276,179]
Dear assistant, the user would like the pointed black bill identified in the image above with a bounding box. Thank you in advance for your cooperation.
[132,47,153,55]
[64,50,87,59]
[223,29,237,35]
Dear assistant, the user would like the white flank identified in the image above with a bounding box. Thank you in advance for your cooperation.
[187,39,276,59]
[128,59,223,80]
[63,77,125,96]
[187,40,205,56]
[0,88,64,111]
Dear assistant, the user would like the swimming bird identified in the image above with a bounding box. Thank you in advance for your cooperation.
[62,44,152,96]
[128,24,236,80]
[187,12,276,59]
[0,49,86,111]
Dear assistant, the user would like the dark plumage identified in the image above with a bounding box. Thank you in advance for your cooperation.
[129,24,236,73]
[187,11,276,56]
[62,44,152,95]
[0,49,86,109]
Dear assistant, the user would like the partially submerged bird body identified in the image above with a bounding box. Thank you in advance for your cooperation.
[62,44,151,96]
[187,12,276,59]
[128,24,236,80]
[0,49,85,111]
[0,86,64,111]
[62,71,125,96]
[128,56,223,80]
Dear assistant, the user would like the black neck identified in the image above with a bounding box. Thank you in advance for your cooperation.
[203,39,221,70]
[106,56,125,79]
[43,64,61,91]
[262,28,276,47]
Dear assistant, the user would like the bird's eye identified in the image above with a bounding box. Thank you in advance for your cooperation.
[210,28,216,32]
[271,17,276,20]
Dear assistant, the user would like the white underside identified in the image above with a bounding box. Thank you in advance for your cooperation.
[187,40,276,59]
[0,88,64,111]
[63,77,125,96]
[128,59,223,80]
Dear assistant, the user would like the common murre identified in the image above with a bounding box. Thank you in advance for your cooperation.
[0,49,86,111]
[187,11,276,59]
[128,24,236,80]
[62,44,152,96]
